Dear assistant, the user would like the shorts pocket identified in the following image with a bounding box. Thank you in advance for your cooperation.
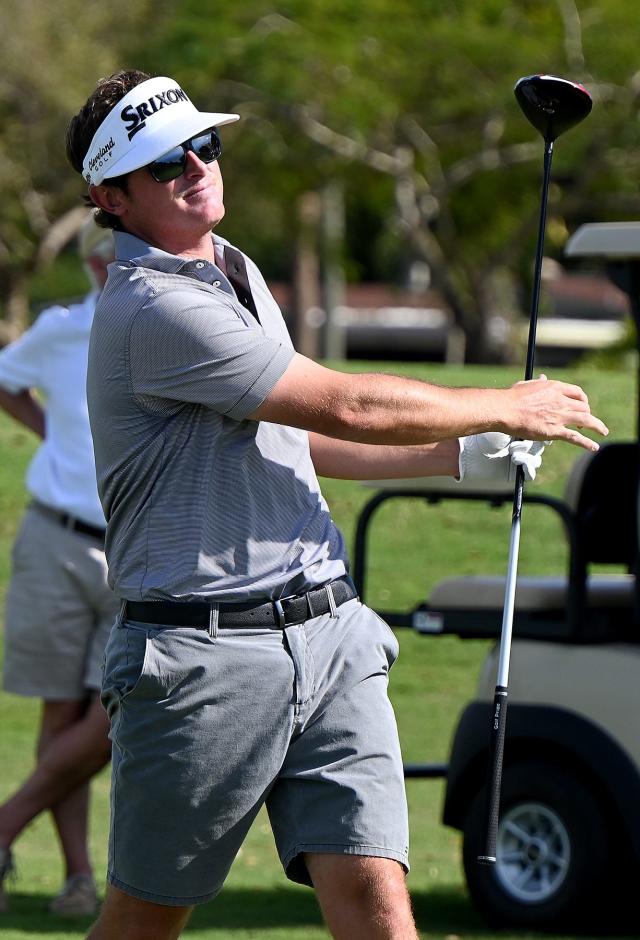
[101,624,150,717]
[10,515,35,571]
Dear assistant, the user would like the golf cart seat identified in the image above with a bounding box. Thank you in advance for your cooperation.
[423,572,635,640]
[354,441,639,643]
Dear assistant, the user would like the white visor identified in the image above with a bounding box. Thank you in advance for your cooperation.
[82,76,240,186]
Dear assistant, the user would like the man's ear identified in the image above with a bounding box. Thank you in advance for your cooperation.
[89,184,127,217]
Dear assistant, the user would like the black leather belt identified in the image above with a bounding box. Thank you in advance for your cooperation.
[33,501,106,542]
[124,575,357,629]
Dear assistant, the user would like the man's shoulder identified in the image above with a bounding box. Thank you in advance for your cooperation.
[31,295,94,336]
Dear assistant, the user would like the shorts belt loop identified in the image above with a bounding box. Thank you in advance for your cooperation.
[274,599,286,628]
[208,603,219,638]
[118,599,127,626]
[307,590,316,619]
[326,583,338,619]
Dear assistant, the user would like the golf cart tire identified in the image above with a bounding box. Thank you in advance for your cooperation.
[462,760,609,929]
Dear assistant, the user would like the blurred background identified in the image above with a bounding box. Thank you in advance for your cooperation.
[1,0,637,368]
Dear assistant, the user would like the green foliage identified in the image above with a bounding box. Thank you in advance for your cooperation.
[0,0,155,262]
[4,0,640,353]
[127,0,640,358]
[28,252,90,311]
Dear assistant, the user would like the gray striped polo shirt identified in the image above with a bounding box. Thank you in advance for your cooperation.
[87,231,348,602]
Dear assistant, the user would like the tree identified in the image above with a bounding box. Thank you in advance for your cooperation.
[141,0,640,361]
[0,0,159,341]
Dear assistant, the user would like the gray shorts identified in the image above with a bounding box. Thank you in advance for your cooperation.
[3,504,119,699]
[101,598,409,906]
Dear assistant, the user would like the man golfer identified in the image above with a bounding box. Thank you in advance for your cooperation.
[66,70,607,940]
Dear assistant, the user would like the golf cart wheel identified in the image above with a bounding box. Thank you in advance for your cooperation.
[462,760,609,928]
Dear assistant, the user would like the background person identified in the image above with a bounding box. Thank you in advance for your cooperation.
[66,70,607,940]
[0,218,118,916]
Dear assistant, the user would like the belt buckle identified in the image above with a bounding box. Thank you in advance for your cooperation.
[273,599,286,628]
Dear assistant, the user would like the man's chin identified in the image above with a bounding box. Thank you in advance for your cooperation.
[204,202,225,229]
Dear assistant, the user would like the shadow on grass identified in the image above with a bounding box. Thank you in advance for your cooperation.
[2,886,638,938]
[186,887,484,934]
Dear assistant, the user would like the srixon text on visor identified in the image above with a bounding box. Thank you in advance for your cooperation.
[122,86,190,141]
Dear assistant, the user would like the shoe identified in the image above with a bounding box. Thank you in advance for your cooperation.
[0,846,14,913]
[48,874,98,916]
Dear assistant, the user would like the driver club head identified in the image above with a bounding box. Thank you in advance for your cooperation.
[514,74,592,142]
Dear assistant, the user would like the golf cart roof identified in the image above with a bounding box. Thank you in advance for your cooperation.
[566,222,640,440]
[566,223,640,259]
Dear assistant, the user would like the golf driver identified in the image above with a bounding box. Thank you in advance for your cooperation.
[477,74,593,865]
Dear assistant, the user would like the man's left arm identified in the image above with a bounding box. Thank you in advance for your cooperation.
[308,431,547,484]
[308,432,460,480]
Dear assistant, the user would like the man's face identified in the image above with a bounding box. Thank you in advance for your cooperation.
[108,147,225,250]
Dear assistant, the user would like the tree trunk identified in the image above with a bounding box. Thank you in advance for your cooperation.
[320,179,347,361]
[293,190,323,360]
[0,271,30,346]
[467,267,522,365]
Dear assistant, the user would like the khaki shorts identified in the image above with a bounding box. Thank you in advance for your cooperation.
[102,598,409,906]
[3,504,119,699]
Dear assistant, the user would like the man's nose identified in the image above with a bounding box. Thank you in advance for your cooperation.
[183,149,207,176]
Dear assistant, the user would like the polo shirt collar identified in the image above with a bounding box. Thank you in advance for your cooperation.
[113,230,239,298]
[113,230,224,273]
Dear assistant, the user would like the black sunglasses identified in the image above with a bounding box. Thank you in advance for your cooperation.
[146,127,222,183]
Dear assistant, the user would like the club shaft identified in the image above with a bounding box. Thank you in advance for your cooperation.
[478,138,555,864]
[525,139,554,379]
[478,470,523,863]
[496,477,523,687]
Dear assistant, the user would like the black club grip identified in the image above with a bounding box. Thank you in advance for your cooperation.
[477,686,508,864]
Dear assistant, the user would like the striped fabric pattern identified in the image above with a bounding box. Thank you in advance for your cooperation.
[87,232,348,602]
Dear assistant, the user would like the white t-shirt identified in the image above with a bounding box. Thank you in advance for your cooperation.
[0,293,105,527]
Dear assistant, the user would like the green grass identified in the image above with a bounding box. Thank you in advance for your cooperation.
[0,360,637,939]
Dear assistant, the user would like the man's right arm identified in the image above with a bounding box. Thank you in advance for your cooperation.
[0,388,45,438]
[0,312,53,439]
[249,353,608,451]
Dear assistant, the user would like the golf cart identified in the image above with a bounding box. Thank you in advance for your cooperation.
[352,223,640,929]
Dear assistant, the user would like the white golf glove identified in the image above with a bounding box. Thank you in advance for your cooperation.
[458,432,547,483]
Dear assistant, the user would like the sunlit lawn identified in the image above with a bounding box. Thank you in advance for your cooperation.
[0,360,636,939]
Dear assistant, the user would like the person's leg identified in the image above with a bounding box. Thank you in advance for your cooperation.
[306,854,419,940]
[87,884,192,940]
[33,698,106,915]
[0,695,111,849]
[37,698,93,877]
[0,698,83,912]
[268,600,414,935]
[0,509,114,912]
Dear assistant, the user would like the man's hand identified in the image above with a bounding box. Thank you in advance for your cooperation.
[501,375,608,452]
[458,432,546,483]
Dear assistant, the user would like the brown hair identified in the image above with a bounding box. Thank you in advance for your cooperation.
[66,69,151,229]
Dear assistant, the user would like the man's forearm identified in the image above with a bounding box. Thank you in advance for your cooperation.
[322,373,505,442]
[309,433,460,480]
[0,388,45,438]
[252,354,607,452]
